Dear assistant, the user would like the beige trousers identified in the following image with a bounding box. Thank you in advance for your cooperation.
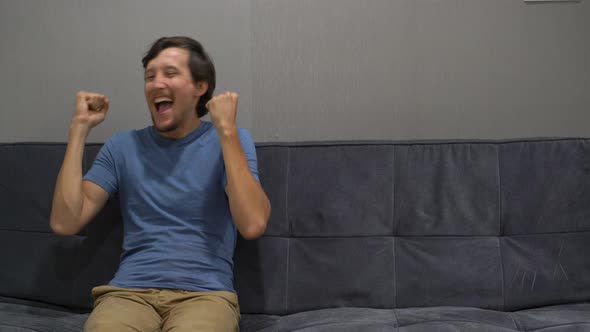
[84,285,240,332]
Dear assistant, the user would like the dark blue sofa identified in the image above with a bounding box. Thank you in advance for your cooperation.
[1,138,590,331]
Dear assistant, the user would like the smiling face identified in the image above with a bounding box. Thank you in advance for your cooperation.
[144,47,207,139]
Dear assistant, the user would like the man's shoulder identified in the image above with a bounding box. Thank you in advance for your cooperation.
[237,127,252,138]
[236,127,256,150]
[106,127,150,144]
[101,128,150,155]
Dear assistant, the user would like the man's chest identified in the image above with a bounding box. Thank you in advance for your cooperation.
[120,147,226,215]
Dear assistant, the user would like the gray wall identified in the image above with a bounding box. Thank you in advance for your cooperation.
[1,0,589,143]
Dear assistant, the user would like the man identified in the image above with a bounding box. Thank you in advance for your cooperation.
[49,36,271,332]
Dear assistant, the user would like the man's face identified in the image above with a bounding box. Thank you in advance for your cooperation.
[144,47,203,134]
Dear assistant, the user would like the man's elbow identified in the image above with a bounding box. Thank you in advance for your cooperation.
[49,217,80,236]
[240,217,268,240]
[237,199,271,240]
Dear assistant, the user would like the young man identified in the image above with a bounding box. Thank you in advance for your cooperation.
[50,36,271,332]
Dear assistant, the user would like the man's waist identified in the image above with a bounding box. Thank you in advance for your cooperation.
[110,264,235,293]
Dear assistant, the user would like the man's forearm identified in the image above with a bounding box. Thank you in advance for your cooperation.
[49,125,89,235]
[220,128,270,240]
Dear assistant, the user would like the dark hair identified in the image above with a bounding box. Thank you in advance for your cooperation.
[142,36,216,118]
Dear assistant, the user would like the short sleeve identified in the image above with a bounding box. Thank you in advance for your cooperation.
[83,138,119,197]
[223,128,259,188]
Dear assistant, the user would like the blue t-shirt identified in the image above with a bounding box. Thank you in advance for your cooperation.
[83,121,259,293]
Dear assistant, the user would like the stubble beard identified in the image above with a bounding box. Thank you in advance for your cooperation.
[150,113,179,133]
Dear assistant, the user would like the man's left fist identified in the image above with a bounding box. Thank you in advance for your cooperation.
[206,91,238,133]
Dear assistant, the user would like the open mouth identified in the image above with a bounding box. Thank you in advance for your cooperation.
[154,97,174,113]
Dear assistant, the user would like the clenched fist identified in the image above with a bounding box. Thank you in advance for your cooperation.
[72,91,110,130]
[206,91,238,134]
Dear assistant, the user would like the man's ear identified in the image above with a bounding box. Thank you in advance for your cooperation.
[195,81,209,97]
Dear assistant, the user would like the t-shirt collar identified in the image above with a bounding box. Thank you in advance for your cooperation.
[149,121,212,147]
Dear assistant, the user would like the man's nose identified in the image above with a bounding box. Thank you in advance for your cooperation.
[153,75,167,88]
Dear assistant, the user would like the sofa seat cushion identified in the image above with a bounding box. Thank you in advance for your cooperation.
[241,307,396,331]
[240,306,516,331]
[0,298,88,332]
[395,306,518,331]
[240,304,590,332]
[2,297,588,331]
[512,303,590,331]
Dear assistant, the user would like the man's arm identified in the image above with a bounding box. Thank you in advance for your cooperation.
[49,91,111,236]
[207,92,271,240]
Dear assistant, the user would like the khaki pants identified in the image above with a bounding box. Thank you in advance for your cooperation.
[84,285,240,332]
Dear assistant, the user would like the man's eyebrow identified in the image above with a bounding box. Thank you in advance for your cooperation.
[144,65,178,74]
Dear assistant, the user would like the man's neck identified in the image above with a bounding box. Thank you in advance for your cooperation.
[159,116,202,140]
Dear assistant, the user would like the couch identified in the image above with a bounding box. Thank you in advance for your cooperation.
[1,138,590,331]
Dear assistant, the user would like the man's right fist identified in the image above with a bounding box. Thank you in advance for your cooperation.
[72,91,110,129]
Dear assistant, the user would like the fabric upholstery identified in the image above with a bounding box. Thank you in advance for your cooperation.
[0,298,87,332]
[1,138,589,331]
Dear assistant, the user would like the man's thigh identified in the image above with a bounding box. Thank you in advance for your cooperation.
[161,291,240,332]
[84,285,161,332]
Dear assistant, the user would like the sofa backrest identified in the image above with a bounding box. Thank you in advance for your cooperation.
[1,139,589,315]
[0,144,122,309]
